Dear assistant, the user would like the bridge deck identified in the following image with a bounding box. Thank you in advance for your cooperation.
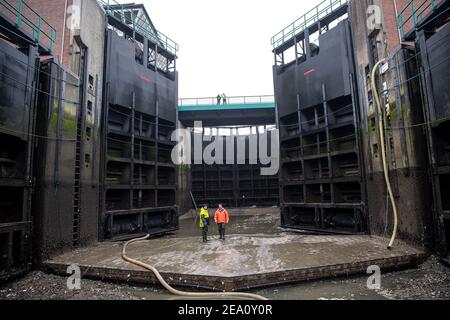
[178,102,275,112]
[178,96,277,126]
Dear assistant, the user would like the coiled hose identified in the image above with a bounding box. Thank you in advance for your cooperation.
[370,59,399,249]
[122,234,268,300]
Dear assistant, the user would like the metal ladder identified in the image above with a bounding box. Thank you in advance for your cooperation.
[72,113,83,246]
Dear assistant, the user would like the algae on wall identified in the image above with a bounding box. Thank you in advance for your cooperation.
[176,164,192,215]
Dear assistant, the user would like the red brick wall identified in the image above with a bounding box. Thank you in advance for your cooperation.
[380,0,420,52]
[26,0,74,65]
[388,0,445,45]
[382,0,403,51]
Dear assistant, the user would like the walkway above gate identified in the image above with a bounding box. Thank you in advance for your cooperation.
[178,95,276,127]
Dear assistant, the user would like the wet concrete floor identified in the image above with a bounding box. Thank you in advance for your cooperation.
[2,254,449,300]
[43,209,425,291]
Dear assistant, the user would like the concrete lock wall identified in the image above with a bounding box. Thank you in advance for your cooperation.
[176,122,193,215]
[32,62,81,260]
[348,0,434,248]
[416,12,450,258]
[76,0,105,247]
[101,14,179,240]
[273,14,367,235]
[0,40,38,279]
[31,0,106,261]
[189,129,280,209]
[17,0,180,246]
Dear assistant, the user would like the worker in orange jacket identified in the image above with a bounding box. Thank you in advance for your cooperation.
[214,204,229,241]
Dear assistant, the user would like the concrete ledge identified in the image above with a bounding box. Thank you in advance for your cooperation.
[42,233,427,291]
[43,253,425,292]
[181,207,280,220]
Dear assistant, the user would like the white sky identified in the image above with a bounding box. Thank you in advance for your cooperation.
[141,0,323,99]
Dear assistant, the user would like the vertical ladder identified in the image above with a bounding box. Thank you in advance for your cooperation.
[72,111,83,246]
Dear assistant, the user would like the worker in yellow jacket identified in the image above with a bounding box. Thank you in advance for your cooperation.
[199,205,210,243]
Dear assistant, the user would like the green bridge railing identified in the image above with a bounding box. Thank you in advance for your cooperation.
[271,0,347,49]
[0,0,56,52]
[178,95,275,111]
[98,0,178,56]
[397,0,441,39]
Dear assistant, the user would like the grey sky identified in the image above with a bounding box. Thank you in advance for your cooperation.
[142,0,323,99]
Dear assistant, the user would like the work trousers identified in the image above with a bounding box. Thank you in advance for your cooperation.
[202,225,208,242]
[218,223,226,240]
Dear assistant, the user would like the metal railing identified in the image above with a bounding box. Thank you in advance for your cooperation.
[271,0,347,49]
[98,0,179,56]
[0,0,57,52]
[179,95,275,107]
[397,0,441,38]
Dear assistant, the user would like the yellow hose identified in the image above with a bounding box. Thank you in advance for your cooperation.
[122,234,268,300]
[370,59,399,249]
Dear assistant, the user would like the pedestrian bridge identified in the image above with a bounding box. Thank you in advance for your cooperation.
[178,95,276,127]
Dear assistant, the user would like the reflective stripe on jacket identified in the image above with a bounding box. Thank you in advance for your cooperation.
[214,208,229,224]
[199,208,209,228]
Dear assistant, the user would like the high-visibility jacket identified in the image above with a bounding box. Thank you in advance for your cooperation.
[214,208,229,224]
[199,208,209,228]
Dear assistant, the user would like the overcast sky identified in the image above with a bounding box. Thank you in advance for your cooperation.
[141,0,323,99]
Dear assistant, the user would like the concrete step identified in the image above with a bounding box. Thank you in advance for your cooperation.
[227,207,280,216]
[181,207,280,219]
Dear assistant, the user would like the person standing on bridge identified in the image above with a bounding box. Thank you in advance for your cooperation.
[222,93,227,105]
[199,204,210,243]
[217,94,222,105]
[214,204,229,241]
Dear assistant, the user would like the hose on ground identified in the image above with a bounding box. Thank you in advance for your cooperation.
[122,234,268,300]
[370,59,399,250]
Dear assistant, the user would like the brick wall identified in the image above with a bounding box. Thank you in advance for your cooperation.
[393,0,446,40]
[382,0,404,51]
[26,0,74,65]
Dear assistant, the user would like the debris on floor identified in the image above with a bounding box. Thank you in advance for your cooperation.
[1,255,448,300]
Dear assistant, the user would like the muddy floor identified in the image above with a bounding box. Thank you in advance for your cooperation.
[1,211,449,300]
[0,255,448,300]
